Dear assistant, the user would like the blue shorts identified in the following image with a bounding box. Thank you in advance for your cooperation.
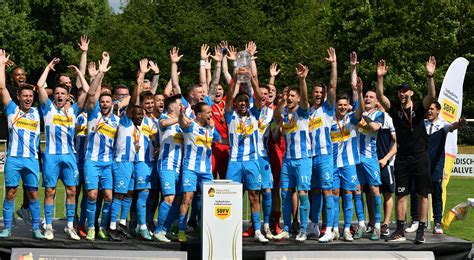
[226,160,261,191]
[84,160,113,190]
[150,162,160,190]
[134,161,152,190]
[281,157,311,191]
[182,169,213,193]
[159,170,181,196]
[311,154,333,190]
[112,161,134,194]
[333,165,359,191]
[4,156,39,190]
[259,157,273,189]
[42,153,78,188]
[357,157,382,186]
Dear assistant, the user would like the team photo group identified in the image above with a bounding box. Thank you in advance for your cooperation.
[0,37,465,245]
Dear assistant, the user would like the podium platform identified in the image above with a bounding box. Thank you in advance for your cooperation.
[0,220,471,260]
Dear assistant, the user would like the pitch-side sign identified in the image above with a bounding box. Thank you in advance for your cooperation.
[202,180,242,260]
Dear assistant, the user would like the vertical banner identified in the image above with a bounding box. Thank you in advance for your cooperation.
[437,57,469,214]
[202,181,242,260]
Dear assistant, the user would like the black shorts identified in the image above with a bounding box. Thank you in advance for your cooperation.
[380,165,395,194]
[394,152,432,196]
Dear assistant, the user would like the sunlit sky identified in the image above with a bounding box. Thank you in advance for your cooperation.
[108,0,126,13]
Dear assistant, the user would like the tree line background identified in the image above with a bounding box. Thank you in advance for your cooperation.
[1,0,473,120]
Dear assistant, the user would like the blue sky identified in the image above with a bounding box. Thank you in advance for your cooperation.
[108,0,125,13]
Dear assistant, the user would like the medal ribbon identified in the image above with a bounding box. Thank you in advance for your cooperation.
[336,115,346,139]
[11,109,29,127]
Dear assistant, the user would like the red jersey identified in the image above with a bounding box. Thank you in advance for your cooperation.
[211,96,227,139]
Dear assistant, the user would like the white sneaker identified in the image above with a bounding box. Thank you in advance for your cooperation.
[44,227,54,240]
[433,223,444,234]
[64,227,80,240]
[405,221,419,233]
[295,231,307,242]
[154,231,171,242]
[264,226,274,240]
[254,230,269,243]
[318,231,334,243]
[342,230,353,242]
[273,230,290,240]
[307,222,320,238]
[333,230,340,240]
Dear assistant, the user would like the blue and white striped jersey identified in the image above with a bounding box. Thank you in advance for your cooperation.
[330,112,361,167]
[75,112,88,164]
[225,106,259,162]
[40,99,80,155]
[309,101,334,157]
[158,114,183,172]
[357,110,384,159]
[114,113,142,162]
[136,115,159,162]
[182,121,220,173]
[257,106,274,158]
[5,101,40,158]
[86,103,119,162]
[281,107,311,159]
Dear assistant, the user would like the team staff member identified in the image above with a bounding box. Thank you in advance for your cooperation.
[37,57,88,240]
[0,50,44,239]
[376,57,437,244]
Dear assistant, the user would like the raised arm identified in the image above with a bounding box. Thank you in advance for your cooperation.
[324,47,337,107]
[76,35,89,88]
[350,51,358,90]
[149,60,160,94]
[200,44,210,94]
[222,45,236,85]
[68,65,89,110]
[423,56,436,109]
[224,73,237,113]
[269,63,280,86]
[354,77,365,120]
[163,78,173,98]
[178,105,192,129]
[250,67,263,110]
[296,63,309,110]
[0,50,11,106]
[37,57,60,105]
[126,83,142,118]
[209,46,223,99]
[137,58,150,86]
[86,52,110,111]
[170,47,183,95]
[88,61,98,83]
[272,89,287,139]
[376,60,391,111]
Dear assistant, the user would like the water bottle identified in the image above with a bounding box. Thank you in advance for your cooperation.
[236,51,251,82]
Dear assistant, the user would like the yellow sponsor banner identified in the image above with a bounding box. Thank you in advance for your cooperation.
[15,118,38,131]
[173,133,184,144]
[214,206,231,220]
[75,125,87,136]
[98,124,117,139]
[196,135,212,148]
[52,114,73,127]
[330,129,351,142]
[282,121,298,134]
[309,116,322,131]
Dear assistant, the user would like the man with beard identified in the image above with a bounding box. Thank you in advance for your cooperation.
[108,83,145,241]
[272,64,312,242]
[81,52,120,241]
[36,57,88,240]
[225,67,268,243]
[376,57,436,244]
[0,50,44,239]
[307,48,337,242]
[177,102,225,242]
[330,78,364,242]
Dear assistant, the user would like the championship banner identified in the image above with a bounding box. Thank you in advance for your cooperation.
[202,180,242,260]
[437,57,469,214]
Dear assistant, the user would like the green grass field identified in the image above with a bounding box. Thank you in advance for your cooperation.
[0,174,473,241]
